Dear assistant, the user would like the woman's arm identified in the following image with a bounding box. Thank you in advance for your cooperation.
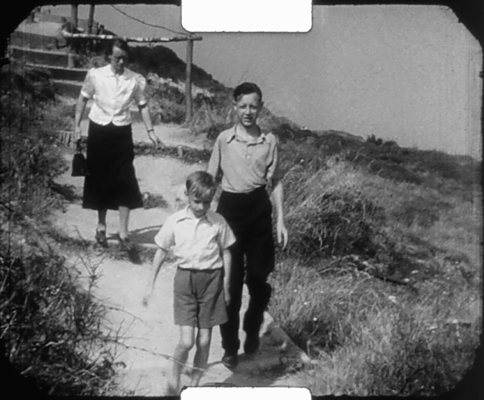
[271,178,288,249]
[139,104,163,149]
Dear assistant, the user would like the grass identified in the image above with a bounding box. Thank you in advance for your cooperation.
[1,63,120,395]
[268,145,481,395]
[269,256,480,395]
[0,249,118,396]
[5,39,481,395]
[118,44,482,394]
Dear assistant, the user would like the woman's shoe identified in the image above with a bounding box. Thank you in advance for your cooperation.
[117,235,133,251]
[95,230,108,247]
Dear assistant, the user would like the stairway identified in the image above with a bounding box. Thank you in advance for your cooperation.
[9,11,142,121]
[9,12,89,98]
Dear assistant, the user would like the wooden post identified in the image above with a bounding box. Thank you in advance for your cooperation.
[185,38,194,123]
[71,3,78,30]
[68,3,79,68]
[87,4,95,34]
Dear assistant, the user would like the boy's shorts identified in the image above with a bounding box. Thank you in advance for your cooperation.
[174,267,228,329]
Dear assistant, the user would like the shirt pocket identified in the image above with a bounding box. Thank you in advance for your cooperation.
[250,143,272,173]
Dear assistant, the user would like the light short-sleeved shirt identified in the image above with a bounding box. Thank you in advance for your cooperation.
[154,208,236,271]
[207,125,282,194]
[81,64,148,126]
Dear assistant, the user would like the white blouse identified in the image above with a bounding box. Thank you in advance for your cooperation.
[81,64,148,126]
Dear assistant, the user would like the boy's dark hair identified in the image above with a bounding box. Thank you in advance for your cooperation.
[233,82,263,103]
[186,171,216,199]
[105,38,131,59]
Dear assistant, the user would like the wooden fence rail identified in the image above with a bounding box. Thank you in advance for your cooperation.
[62,32,202,43]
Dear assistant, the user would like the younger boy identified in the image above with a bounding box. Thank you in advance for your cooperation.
[142,171,235,393]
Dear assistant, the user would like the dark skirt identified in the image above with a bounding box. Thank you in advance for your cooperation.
[82,121,143,211]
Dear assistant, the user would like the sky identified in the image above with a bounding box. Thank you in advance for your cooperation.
[40,3,482,158]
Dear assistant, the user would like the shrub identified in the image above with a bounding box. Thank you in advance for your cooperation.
[0,64,118,396]
[270,259,481,396]
[189,99,234,139]
[0,251,116,396]
[271,135,480,395]
[288,191,384,259]
[283,160,386,261]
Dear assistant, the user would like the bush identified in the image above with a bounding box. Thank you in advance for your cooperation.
[270,134,481,395]
[287,190,385,259]
[0,66,67,223]
[0,251,116,396]
[283,160,389,263]
[189,99,234,139]
[0,64,118,396]
[270,260,481,396]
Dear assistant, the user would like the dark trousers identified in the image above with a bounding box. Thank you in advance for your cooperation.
[216,186,275,354]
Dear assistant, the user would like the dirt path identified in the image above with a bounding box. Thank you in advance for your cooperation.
[52,121,309,396]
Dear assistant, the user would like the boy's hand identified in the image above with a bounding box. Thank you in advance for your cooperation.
[224,288,231,306]
[276,219,288,250]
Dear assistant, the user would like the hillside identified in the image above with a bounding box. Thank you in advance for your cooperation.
[3,13,482,397]
[77,36,482,189]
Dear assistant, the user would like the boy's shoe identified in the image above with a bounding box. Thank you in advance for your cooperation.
[221,352,238,369]
[243,333,260,354]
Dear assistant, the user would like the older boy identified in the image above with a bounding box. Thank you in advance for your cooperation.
[143,171,235,392]
[207,82,288,369]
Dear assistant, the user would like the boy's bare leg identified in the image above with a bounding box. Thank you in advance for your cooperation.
[170,326,195,394]
[190,328,212,387]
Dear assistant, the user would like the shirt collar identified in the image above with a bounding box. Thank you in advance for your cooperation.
[226,124,267,144]
[103,64,132,80]
[175,207,215,224]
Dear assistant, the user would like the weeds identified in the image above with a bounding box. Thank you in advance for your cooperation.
[269,133,481,395]
[3,40,481,396]
[270,258,481,396]
[1,64,119,395]
[0,241,118,395]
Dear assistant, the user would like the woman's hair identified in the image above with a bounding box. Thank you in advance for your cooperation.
[233,82,263,103]
[186,171,216,199]
[105,38,131,59]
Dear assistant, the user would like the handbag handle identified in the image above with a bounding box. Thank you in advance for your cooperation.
[76,139,82,153]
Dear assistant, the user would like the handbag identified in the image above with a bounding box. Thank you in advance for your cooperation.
[71,139,88,177]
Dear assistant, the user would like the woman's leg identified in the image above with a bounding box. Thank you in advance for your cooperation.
[97,209,107,231]
[190,328,212,386]
[118,206,130,239]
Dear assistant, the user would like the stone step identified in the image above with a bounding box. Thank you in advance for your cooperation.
[9,45,72,68]
[26,62,87,81]
[10,30,59,50]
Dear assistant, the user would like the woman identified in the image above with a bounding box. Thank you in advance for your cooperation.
[74,38,162,249]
